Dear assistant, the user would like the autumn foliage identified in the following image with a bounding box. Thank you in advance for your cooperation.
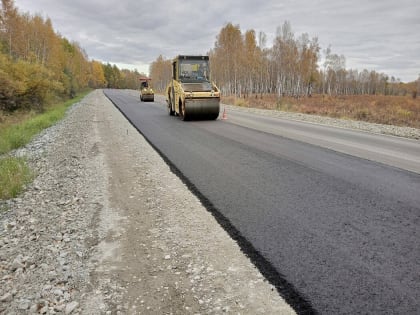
[0,0,144,113]
[209,22,420,98]
[150,22,419,98]
[210,22,420,127]
[150,21,419,127]
[149,55,172,92]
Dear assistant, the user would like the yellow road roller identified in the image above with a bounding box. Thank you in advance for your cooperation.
[166,55,220,120]
[140,77,154,102]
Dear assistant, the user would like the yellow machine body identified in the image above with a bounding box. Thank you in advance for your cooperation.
[166,55,220,120]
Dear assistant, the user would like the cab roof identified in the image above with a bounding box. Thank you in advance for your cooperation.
[175,55,209,61]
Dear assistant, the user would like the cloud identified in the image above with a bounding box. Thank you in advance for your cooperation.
[14,0,420,81]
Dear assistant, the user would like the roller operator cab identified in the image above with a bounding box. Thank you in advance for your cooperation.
[166,55,220,120]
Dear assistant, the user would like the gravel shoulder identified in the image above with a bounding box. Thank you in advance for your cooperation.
[0,90,295,314]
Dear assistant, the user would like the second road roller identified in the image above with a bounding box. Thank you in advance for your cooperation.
[166,55,220,120]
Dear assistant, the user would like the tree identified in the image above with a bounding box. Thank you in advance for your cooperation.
[212,23,243,95]
[0,0,143,111]
[90,60,106,88]
[149,55,171,92]
[322,46,346,95]
[0,0,19,57]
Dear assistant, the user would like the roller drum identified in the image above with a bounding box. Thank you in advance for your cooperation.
[184,98,220,120]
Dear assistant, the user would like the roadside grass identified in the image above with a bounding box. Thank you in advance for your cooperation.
[222,94,420,129]
[0,91,90,154]
[0,90,91,200]
[0,157,32,200]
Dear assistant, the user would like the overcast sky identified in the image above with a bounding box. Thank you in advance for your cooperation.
[14,0,420,82]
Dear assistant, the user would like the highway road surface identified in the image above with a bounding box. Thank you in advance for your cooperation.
[104,89,420,315]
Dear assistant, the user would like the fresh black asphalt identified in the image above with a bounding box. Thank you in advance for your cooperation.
[104,89,420,315]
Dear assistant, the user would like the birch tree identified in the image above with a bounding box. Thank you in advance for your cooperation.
[149,55,171,92]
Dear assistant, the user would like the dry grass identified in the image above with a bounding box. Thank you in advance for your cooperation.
[222,94,420,128]
[0,157,32,200]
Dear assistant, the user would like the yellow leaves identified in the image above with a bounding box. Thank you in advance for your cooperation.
[90,60,106,88]
[149,55,171,92]
[0,1,112,108]
[0,54,25,109]
[0,52,63,111]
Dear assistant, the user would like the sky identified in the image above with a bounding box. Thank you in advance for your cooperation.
[13,0,420,82]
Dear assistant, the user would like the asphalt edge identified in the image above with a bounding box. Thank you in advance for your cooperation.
[102,89,319,315]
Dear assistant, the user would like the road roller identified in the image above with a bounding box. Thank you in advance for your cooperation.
[139,77,154,102]
[166,55,220,120]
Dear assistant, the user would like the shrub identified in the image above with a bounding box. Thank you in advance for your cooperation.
[0,53,63,112]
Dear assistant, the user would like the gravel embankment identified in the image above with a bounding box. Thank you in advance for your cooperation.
[0,97,107,314]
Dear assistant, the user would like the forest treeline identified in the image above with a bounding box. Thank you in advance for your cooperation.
[2,0,419,114]
[0,0,144,112]
[150,22,419,98]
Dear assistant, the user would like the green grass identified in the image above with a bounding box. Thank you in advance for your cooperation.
[0,92,90,154]
[0,157,32,199]
[0,90,91,200]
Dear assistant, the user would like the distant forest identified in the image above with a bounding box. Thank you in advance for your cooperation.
[150,22,420,98]
[0,0,144,112]
[1,0,419,114]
